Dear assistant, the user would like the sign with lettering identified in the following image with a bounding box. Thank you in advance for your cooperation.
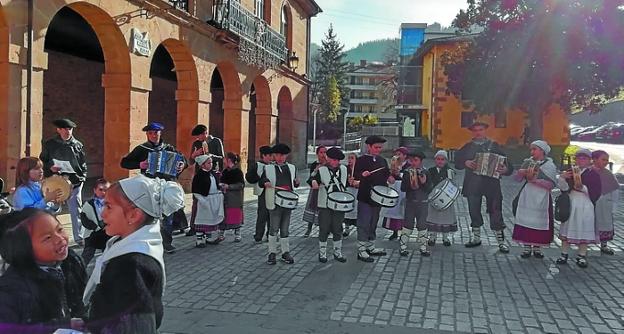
[130,28,151,57]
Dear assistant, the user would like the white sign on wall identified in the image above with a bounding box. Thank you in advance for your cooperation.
[130,28,151,57]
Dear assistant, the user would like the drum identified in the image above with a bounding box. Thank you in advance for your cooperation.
[427,179,460,211]
[41,175,72,202]
[370,185,399,208]
[327,191,355,212]
[275,190,299,209]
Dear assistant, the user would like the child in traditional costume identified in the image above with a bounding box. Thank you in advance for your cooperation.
[12,157,62,213]
[83,175,184,333]
[80,178,111,265]
[556,148,601,268]
[303,146,327,237]
[511,140,558,258]
[260,144,300,265]
[311,147,348,263]
[219,152,245,242]
[246,146,274,242]
[192,154,225,247]
[343,153,359,237]
[381,147,409,240]
[0,208,87,333]
[591,150,619,255]
[400,151,432,256]
[426,150,458,246]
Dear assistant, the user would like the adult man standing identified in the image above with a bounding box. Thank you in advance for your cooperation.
[40,118,88,246]
[189,124,225,173]
[120,122,187,253]
[455,121,514,253]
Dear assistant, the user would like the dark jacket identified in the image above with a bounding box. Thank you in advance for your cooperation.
[192,168,221,196]
[354,155,390,205]
[190,136,225,172]
[454,139,513,197]
[0,249,87,334]
[120,140,188,181]
[401,168,433,201]
[39,135,88,185]
[306,161,323,186]
[428,165,453,187]
[221,167,245,208]
[86,253,164,334]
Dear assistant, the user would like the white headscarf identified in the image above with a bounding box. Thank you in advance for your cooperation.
[119,174,185,219]
[531,140,551,155]
[434,150,448,160]
[195,154,212,166]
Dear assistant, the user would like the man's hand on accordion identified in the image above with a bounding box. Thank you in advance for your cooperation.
[465,160,477,170]
[140,160,149,169]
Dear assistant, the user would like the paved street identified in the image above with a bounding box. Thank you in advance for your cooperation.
[154,170,624,334]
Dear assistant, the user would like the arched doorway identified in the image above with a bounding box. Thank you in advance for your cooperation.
[150,39,199,153]
[277,86,293,145]
[41,2,131,181]
[44,6,105,178]
[210,69,225,141]
[149,44,177,145]
[0,5,10,180]
[250,75,273,163]
[210,62,243,157]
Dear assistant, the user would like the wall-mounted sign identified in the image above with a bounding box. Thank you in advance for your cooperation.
[130,28,151,57]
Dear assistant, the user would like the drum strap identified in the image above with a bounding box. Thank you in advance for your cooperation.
[326,168,346,193]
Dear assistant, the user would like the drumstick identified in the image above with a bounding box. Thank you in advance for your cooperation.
[368,166,386,175]
[274,185,290,191]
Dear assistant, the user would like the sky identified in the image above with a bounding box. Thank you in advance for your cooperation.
[311,0,470,49]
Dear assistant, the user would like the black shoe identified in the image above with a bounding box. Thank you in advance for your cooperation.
[601,246,615,255]
[334,254,347,263]
[185,229,196,237]
[196,242,207,249]
[428,239,435,246]
[267,253,277,265]
[206,238,223,245]
[420,249,431,257]
[303,229,311,238]
[367,249,387,256]
[400,249,409,257]
[498,244,510,254]
[465,240,482,248]
[164,244,176,254]
[533,250,544,259]
[442,240,451,247]
[520,250,532,258]
[556,254,568,265]
[282,252,295,264]
[389,232,398,241]
[319,255,327,263]
[357,254,374,263]
[576,255,588,268]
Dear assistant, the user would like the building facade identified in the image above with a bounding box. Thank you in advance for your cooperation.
[0,0,320,187]
[346,60,394,118]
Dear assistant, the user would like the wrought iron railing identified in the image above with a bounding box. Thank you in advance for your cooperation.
[211,0,288,69]
[169,0,188,12]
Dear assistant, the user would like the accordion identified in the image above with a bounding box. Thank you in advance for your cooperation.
[474,152,506,179]
[147,151,185,177]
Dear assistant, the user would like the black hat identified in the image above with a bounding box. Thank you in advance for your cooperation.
[365,135,387,145]
[53,118,77,129]
[326,147,345,160]
[142,122,165,132]
[468,121,489,130]
[272,143,291,154]
[259,145,272,155]
[191,124,207,136]
[407,150,426,159]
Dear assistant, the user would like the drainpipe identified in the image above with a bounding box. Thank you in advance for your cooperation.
[25,0,34,156]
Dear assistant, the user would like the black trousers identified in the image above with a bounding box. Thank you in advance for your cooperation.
[254,194,270,240]
[318,208,344,242]
[467,192,506,231]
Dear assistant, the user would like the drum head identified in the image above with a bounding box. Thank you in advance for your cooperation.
[41,175,72,202]
[277,190,298,200]
[328,192,355,202]
[372,185,399,198]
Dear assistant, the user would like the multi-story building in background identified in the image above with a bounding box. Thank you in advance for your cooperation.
[346,60,396,124]
[0,0,321,188]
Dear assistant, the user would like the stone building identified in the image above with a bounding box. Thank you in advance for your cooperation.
[0,0,321,187]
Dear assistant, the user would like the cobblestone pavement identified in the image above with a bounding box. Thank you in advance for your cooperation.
[154,170,624,334]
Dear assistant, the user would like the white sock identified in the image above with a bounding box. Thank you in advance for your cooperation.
[280,237,290,253]
[334,240,343,257]
[319,241,327,258]
[400,228,412,251]
[268,235,278,253]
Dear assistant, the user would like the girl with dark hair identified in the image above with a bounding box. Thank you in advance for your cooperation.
[0,208,87,333]
[219,152,246,241]
[83,175,184,333]
[12,157,62,212]
[303,145,327,237]
[591,150,619,255]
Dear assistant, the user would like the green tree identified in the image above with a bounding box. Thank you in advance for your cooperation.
[312,25,350,127]
[445,0,624,139]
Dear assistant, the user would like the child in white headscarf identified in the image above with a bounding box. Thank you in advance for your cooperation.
[83,175,184,333]
[425,150,458,246]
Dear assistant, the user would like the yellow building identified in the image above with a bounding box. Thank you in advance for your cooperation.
[0,0,320,186]
[415,36,570,152]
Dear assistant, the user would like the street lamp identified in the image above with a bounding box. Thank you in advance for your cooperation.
[342,111,352,151]
[288,51,299,71]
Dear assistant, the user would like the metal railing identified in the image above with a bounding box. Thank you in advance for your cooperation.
[169,0,189,12]
[211,0,288,68]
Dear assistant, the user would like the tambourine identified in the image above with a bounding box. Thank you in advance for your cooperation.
[41,175,72,202]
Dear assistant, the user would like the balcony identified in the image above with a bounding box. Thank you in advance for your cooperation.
[346,84,378,91]
[210,0,288,69]
[168,0,189,11]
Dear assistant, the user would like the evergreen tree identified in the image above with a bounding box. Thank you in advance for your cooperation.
[312,25,350,126]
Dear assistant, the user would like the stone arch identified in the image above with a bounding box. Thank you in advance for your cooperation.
[249,75,273,162]
[150,38,199,154]
[40,1,131,181]
[0,5,9,180]
[277,86,293,145]
[211,61,244,157]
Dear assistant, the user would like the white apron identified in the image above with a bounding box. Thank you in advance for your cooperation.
[559,186,597,243]
[193,192,224,226]
[514,182,550,230]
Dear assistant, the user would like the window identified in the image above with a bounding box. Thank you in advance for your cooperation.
[494,112,507,128]
[356,77,363,85]
[369,92,376,99]
[461,112,475,128]
[255,0,264,20]
[280,5,291,49]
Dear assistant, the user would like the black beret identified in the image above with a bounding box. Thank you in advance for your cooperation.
[259,145,272,155]
[142,122,165,131]
[365,135,387,145]
[53,118,77,129]
[468,121,489,130]
[272,143,291,154]
[191,124,207,136]
[326,147,345,160]
[407,150,426,159]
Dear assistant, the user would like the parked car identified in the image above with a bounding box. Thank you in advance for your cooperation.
[570,126,592,139]
[575,126,602,141]
[604,124,624,143]
[595,122,623,141]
